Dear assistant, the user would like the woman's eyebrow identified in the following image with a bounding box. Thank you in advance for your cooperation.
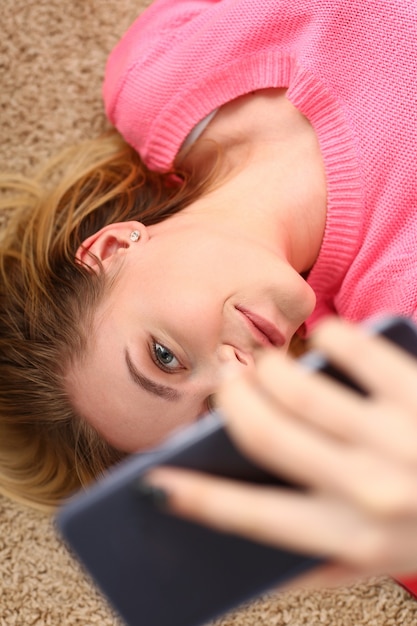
[125,349,181,402]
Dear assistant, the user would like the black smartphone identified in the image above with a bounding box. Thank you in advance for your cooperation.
[56,316,417,626]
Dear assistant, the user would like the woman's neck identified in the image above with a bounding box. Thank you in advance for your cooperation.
[181,88,327,273]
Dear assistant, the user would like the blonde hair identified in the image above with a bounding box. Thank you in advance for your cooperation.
[0,130,211,511]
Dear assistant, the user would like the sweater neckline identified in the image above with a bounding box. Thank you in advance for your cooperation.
[148,52,364,332]
[286,62,365,333]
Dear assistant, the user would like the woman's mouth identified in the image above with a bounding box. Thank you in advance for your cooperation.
[235,306,285,348]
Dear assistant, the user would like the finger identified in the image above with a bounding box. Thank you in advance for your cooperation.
[311,318,417,413]
[144,467,417,573]
[145,468,343,558]
[218,367,351,490]
[252,348,417,466]
[218,369,417,517]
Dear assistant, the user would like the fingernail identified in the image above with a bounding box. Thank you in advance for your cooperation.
[134,479,170,510]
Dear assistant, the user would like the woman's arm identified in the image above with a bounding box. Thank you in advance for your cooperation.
[146,319,417,585]
[103,0,227,170]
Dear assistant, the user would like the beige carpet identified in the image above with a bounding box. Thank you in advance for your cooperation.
[1,1,417,624]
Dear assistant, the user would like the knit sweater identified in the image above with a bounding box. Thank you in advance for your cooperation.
[104,0,417,594]
[104,0,417,336]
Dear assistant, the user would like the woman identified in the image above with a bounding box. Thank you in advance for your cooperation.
[1,0,417,593]
[80,0,417,595]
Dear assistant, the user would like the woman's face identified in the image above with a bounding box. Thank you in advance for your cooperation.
[68,213,316,453]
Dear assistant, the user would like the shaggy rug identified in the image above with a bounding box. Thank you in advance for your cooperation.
[1,1,417,624]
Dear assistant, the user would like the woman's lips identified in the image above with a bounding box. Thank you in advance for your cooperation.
[235,306,285,348]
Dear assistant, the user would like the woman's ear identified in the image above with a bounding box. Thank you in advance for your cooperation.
[75,221,148,272]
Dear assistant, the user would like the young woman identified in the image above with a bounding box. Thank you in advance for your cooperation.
[1,0,417,594]
[100,0,417,594]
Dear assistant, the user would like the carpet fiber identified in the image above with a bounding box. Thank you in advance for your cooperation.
[2,1,417,624]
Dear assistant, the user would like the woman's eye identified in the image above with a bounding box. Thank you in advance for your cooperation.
[152,341,182,372]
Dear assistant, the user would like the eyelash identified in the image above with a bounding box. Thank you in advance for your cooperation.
[150,339,183,374]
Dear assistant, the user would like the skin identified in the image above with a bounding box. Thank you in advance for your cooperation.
[68,88,327,451]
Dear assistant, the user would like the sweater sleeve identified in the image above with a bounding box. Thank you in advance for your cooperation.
[103,0,330,171]
[103,0,224,169]
[104,0,218,110]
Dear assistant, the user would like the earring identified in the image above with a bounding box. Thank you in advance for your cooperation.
[129,230,141,242]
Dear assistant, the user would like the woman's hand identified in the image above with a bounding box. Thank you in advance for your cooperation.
[146,318,417,586]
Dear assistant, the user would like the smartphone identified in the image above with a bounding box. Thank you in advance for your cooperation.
[56,316,417,626]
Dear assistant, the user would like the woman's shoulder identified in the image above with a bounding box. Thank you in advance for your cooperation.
[103,0,415,172]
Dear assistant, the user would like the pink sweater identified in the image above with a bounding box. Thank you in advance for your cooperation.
[104,0,417,595]
[104,0,417,334]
